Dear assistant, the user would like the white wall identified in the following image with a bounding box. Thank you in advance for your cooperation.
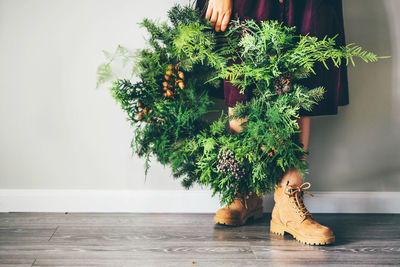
[0,0,399,212]
[0,0,188,191]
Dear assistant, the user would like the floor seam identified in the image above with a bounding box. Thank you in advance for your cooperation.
[48,225,59,241]
[249,241,259,260]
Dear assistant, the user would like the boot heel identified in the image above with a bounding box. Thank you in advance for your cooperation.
[270,219,285,235]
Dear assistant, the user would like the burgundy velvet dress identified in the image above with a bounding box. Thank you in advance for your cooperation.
[195,0,349,116]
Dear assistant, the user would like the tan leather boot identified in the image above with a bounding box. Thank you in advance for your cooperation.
[270,182,335,245]
[214,193,263,226]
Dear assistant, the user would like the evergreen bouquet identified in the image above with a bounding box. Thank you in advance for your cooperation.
[97,4,382,205]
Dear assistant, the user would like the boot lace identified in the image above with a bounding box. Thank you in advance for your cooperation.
[285,182,313,222]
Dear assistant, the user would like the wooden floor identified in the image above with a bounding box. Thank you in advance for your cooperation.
[0,213,399,266]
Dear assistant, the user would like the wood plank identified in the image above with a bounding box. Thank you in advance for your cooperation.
[0,242,255,260]
[0,227,56,242]
[32,258,283,267]
[47,225,269,244]
[0,258,34,267]
[0,212,217,227]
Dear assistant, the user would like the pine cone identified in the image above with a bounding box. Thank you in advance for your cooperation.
[273,73,292,95]
[216,149,246,180]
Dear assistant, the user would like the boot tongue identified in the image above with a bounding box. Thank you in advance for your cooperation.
[288,185,312,220]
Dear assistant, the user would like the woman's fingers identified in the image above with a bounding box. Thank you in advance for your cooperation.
[215,13,223,32]
[205,0,232,32]
[205,6,213,20]
[210,9,219,28]
[220,13,230,32]
[215,13,227,32]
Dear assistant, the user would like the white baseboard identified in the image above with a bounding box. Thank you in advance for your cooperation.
[0,190,399,213]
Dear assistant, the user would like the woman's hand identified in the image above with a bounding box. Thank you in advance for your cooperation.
[205,0,232,32]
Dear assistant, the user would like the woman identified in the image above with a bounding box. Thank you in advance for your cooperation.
[195,0,348,245]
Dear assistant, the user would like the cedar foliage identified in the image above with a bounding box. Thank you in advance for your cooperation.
[97,4,383,206]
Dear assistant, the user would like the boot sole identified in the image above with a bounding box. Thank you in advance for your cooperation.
[214,207,264,226]
[270,219,335,245]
